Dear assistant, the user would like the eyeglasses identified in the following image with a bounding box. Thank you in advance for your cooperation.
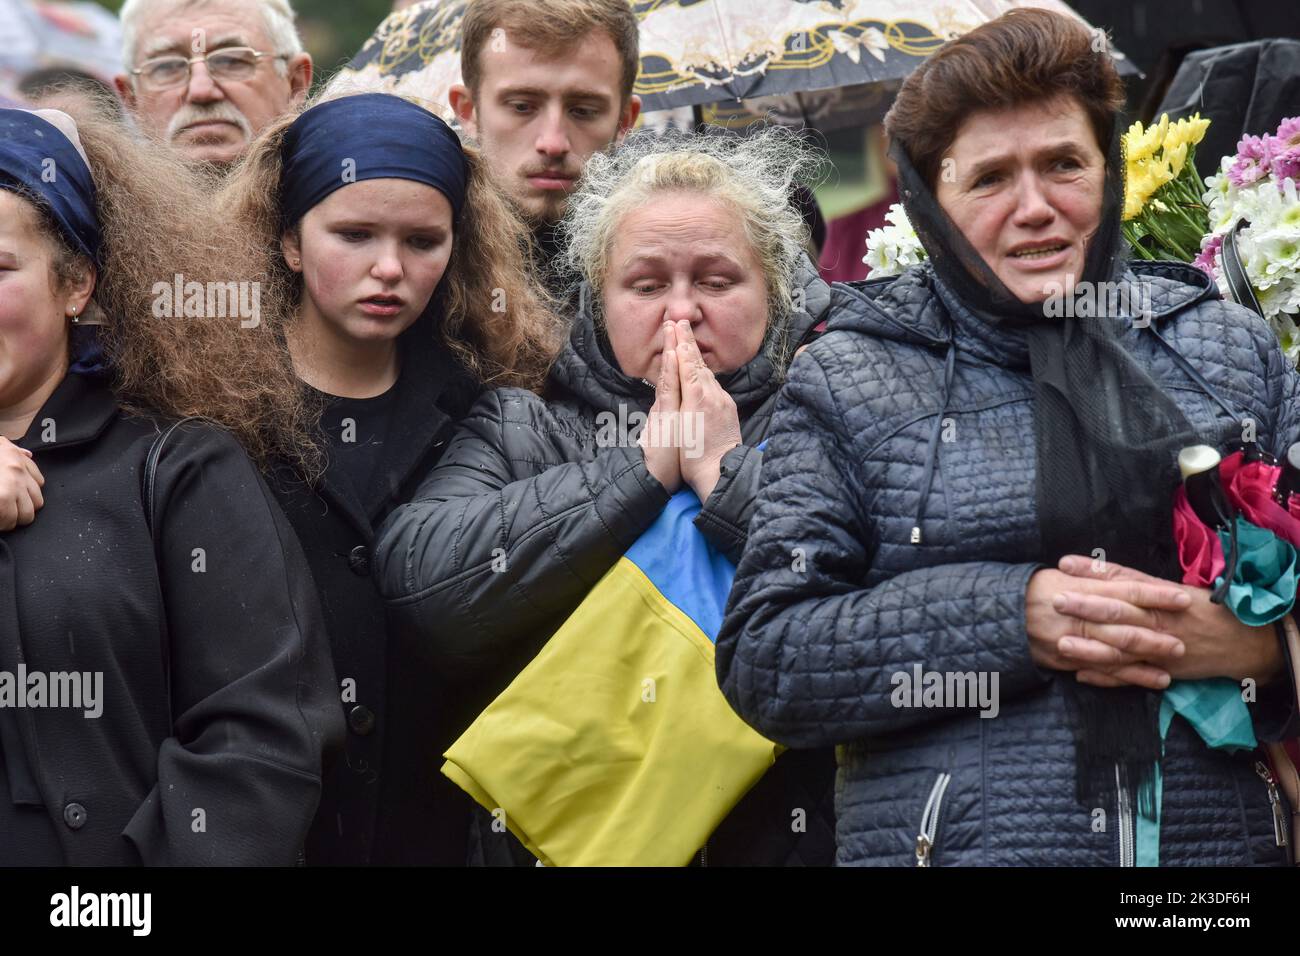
[131,47,287,91]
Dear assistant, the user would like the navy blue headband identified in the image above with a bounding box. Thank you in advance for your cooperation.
[0,109,100,265]
[280,94,468,229]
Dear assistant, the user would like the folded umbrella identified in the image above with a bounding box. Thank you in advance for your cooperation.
[1220,449,1300,549]
[1215,515,1299,627]
[1147,449,1300,864]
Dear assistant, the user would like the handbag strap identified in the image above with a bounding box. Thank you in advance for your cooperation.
[1264,615,1300,864]
[141,418,201,724]
[1223,219,1264,317]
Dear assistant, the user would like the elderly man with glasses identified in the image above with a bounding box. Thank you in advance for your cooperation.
[114,0,312,168]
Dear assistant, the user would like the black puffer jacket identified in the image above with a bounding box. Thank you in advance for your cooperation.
[375,261,836,866]
[718,261,1300,867]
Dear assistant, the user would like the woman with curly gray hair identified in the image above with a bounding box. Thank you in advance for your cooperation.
[374,127,837,865]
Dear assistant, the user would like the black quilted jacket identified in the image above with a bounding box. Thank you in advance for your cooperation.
[718,261,1300,867]
[375,262,837,866]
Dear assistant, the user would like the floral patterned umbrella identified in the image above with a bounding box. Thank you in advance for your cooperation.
[634,0,1134,113]
[0,0,123,100]
[330,0,1135,130]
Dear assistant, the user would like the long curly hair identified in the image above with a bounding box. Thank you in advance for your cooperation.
[218,92,565,392]
[23,93,318,473]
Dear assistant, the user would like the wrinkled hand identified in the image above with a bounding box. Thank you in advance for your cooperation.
[1025,565,1190,690]
[0,437,44,532]
[672,320,741,501]
[639,322,683,493]
[1054,554,1284,686]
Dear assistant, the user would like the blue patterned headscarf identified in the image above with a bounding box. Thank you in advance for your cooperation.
[279,93,468,228]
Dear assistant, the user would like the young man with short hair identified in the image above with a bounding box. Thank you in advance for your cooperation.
[449,0,641,285]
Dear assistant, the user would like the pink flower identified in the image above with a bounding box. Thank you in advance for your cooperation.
[1229,134,1273,186]
[1272,145,1300,184]
[1275,116,1300,150]
[1194,233,1223,278]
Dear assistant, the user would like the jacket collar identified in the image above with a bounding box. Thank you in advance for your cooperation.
[16,371,118,453]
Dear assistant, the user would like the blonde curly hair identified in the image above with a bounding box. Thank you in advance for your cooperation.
[560,125,827,354]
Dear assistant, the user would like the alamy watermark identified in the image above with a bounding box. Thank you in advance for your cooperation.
[595,404,705,459]
[50,886,150,935]
[1042,275,1154,328]
[890,665,1000,719]
[0,665,102,718]
[151,273,260,328]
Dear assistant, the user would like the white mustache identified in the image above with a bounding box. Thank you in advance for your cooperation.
[166,102,252,142]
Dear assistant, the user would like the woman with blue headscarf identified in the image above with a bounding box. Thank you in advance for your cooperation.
[220,92,564,864]
[0,103,343,864]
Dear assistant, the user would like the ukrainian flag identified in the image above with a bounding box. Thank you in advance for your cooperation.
[442,490,780,866]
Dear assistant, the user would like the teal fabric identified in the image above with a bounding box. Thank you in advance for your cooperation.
[1136,687,1257,866]
[1216,516,1298,626]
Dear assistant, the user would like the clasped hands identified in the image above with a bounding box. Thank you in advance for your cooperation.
[637,319,742,502]
[0,436,44,532]
[1026,555,1285,690]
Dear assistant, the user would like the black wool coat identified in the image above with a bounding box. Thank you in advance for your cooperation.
[0,371,343,865]
[267,332,480,865]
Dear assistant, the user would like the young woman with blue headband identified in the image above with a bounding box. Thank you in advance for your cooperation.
[220,92,564,865]
[0,103,343,865]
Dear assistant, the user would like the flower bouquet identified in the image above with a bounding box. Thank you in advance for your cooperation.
[1193,117,1300,360]
[1121,113,1212,261]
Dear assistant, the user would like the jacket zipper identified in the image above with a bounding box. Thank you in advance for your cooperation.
[915,772,951,867]
[1255,760,1290,848]
[1116,765,1134,867]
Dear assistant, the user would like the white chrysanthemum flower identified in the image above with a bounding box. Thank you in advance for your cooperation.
[863,203,925,277]
[1204,155,1239,235]
[1269,310,1300,363]
[1254,232,1300,282]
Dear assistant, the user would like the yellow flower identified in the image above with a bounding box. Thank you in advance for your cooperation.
[1122,113,1212,220]
[1124,119,1153,165]
[1164,142,1189,180]
[1149,114,1170,158]
[1164,113,1210,154]
[1125,167,1157,220]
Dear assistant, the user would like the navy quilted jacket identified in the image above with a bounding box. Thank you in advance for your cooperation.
[718,261,1300,867]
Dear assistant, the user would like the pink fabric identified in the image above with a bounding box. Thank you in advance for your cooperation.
[1173,484,1226,586]
[1220,451,1300,548]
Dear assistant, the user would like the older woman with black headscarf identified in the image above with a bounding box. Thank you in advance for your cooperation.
[719,8,1299,866]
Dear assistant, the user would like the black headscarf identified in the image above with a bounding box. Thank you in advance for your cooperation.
[889,115,1206,812]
